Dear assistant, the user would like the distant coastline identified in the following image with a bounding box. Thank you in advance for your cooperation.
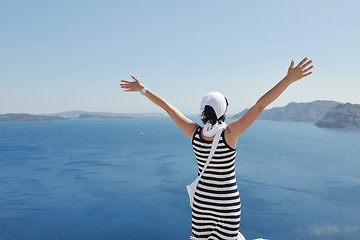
[231,100,360,129]
[2,101,360,129]
[0,111,164,122]
[0,113,66,122]
[232,100,341,122]
[45,110,164,119]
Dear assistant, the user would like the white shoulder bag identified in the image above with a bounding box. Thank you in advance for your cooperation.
[186,127,225,209]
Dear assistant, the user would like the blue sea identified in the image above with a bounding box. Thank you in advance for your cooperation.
[0,117,359,240]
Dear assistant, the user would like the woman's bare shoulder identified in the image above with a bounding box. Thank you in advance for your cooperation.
[224,126,238,149]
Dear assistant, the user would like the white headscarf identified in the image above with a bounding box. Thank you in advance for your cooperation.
[200,92,228,137]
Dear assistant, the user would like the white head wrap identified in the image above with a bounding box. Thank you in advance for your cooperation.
[200,92,228,137]
[200,92,228,119]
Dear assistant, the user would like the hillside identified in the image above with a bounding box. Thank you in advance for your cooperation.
[232,100,341,122]
[315,103,360,129]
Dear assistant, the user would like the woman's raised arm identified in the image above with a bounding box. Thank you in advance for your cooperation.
[226,57,314,148]
[120,75,198,139]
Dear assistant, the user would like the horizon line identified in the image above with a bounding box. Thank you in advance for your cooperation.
[1,99,352,116]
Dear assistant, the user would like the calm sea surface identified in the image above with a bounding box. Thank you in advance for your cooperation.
[0,117,359,240]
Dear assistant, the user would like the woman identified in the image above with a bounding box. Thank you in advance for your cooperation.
[120,57,313,240]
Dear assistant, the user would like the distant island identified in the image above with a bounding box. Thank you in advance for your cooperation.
[78,114,132,119]
[0,111,165,122]
[315,103,360,129]
[46,110,164,119]
[0,113,66,122]
[232,100,341,122]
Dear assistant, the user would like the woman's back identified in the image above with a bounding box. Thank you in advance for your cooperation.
[191,126,241,240]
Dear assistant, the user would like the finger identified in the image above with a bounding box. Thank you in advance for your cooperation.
[289,59,294,69]
[131,75,140,82]
[301,60,313,69]
[296,57,308,68]
[303,71,313,77]
[303,65,314,73]
[121,80,132,83]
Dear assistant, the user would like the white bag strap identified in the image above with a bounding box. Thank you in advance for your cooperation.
[197,126,225,180]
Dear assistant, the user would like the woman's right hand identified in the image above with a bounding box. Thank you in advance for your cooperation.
[120,75,145,92]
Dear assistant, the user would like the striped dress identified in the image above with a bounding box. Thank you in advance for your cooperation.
[191,126,241,240]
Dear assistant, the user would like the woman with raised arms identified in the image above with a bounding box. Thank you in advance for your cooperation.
[120,57,313,240]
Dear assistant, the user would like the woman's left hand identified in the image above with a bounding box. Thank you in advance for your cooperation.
[120,75,145,92]
[285,57,314,83]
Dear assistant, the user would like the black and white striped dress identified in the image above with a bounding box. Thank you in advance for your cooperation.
[191,127,241,240]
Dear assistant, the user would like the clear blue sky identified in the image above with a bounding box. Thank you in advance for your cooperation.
[1,0,359,115]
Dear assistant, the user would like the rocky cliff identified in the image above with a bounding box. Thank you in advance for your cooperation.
[315,103,360,129]
[232,100,341,122]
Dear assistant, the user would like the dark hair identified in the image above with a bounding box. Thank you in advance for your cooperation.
[201,105,226,125]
